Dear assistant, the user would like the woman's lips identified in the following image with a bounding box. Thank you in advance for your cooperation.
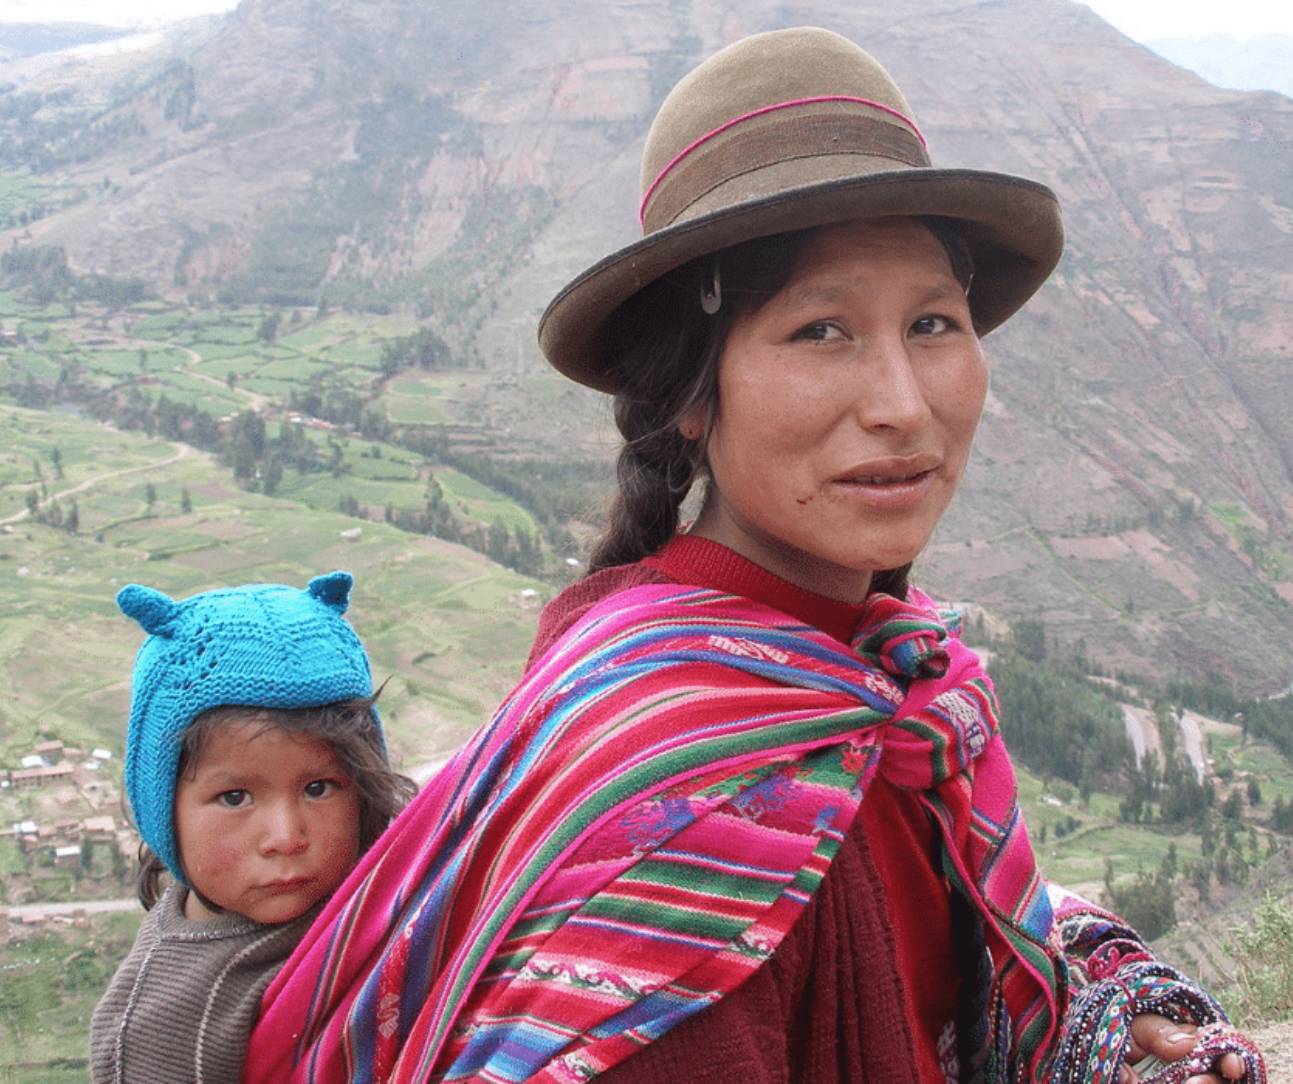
[829,459,939,508]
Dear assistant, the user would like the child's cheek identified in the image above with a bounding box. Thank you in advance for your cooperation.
[185,816,249,893]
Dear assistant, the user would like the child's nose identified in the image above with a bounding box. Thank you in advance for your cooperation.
[259,802,309,856]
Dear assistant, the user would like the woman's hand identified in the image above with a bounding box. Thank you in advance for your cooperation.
[1118,1014,1250,1083]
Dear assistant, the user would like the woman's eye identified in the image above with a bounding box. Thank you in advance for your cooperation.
[792,321,845,343]
[911,314,953,336]
[304,779,340,799]
[216,789,249,808]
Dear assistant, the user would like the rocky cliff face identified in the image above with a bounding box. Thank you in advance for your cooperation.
[4,0,1293,689]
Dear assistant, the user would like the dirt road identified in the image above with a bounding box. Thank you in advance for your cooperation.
[5,897,136,920]
[0,442,191,526]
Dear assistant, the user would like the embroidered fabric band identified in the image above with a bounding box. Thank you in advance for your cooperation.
[640,104,931,232]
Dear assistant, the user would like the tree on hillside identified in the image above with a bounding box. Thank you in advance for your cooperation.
[49,446,63,479]
[180,487,192,514]
[144,482,157,512]
[262,455,283,496]
[1105,854,1177,940]
[227,410,267,481]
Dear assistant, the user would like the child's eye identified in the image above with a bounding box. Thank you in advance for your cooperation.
[791,321,846,343]
[216,789,249,808]
[304,779,341,799]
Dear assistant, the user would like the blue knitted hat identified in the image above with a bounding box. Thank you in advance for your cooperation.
[118,571,378,882]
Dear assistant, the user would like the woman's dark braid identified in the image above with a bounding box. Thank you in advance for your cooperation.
[589,389,706,572]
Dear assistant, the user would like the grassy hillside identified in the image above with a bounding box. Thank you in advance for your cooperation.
[0,400,543,766]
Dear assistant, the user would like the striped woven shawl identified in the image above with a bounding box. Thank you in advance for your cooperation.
[244,584,1064,1083]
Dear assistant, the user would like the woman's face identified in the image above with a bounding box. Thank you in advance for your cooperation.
[689,217,988,601]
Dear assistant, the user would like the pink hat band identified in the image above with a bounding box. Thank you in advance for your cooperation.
[639,96,930,234]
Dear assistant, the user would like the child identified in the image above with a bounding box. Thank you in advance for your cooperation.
[90,571,415,1084]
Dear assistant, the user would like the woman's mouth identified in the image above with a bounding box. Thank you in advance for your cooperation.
[829,459,940,506]
[843,470,932,486]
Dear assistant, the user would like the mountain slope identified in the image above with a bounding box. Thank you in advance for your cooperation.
[3,0,1293,689]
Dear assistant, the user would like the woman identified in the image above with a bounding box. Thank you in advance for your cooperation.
[246,28,1264,1083]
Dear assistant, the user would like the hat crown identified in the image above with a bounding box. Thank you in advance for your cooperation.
[639,28,922,231]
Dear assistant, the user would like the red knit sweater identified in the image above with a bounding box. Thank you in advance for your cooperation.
[526,536,961,1083]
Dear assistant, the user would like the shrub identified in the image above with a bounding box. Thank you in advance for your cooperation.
[1222,892,1293,1027]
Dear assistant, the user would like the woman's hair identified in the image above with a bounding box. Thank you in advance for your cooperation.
[136,694,416,910]
[588,216,974,599]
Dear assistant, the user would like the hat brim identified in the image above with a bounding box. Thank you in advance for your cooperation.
[538,167,1063,393]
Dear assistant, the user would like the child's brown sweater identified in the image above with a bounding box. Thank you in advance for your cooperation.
[90,884,313,1083]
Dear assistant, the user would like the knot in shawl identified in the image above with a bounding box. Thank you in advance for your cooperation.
[245,585,1063,1083]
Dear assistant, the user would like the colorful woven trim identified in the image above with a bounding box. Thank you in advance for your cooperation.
[1048,892,1267,1083]
[245,585,1061,1083]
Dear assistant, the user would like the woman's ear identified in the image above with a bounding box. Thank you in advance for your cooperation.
[677,404,707,443]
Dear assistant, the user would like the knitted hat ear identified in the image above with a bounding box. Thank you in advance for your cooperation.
[308,571,353,615]
[117,584,180,636]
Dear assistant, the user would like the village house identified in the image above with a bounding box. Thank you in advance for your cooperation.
[52,844,82,868]
[82,815,115,836]
[11,764,75,790]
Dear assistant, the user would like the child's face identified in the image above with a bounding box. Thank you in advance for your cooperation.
[174,716,361,924]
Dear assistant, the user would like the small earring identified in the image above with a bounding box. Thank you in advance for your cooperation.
[963,270,975,298]
[700,260,722,315]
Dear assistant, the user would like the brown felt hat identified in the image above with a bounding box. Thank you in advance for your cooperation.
[538,26,1064,393]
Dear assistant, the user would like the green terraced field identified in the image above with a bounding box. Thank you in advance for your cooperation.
[0,402,543,770]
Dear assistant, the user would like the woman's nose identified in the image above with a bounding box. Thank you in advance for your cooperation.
[850,338,932,432]
[259,802,309,855]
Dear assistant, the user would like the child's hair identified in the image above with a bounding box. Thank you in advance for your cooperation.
[136,693,416,910]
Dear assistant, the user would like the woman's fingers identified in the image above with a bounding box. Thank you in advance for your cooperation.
[1219,1051,1247,1078]
[1131,1012,1199,1060]
[1182,1050,1252,1082]
[1129,1017,1251,1083]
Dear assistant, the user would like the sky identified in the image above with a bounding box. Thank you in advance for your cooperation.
[0,0,1291,40]
[1082,0,1293,40]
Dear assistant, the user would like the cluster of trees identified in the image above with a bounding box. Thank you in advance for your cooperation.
[366,480,546,577]
[223,409,359,495]
[1,244,149,308]
[1076,495,1199,537]
[379,327,455,376]
[989,628,1131,796]
[398,430,590,555]
[1271,797,1293,833]
[1105,815,1276,940]
[1117,713,1215,827]
[285,386,392,442]
[90,386,224,450]
[1105,850,1178,940]
[24,491,78,532]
